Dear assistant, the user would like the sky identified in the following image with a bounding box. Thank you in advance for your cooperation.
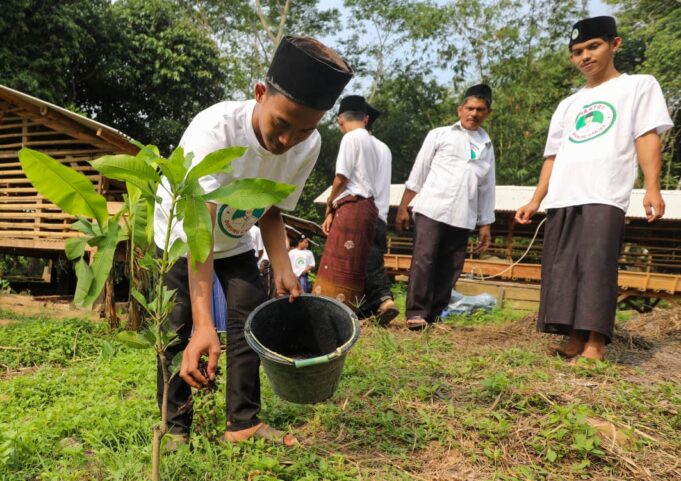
[315,0,616,90]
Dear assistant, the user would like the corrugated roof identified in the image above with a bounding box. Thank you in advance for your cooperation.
[314,185,681,220]
[0,84,135,146]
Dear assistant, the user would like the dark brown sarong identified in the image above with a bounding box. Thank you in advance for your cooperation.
[538,204,625,342]
[313,195,377,311]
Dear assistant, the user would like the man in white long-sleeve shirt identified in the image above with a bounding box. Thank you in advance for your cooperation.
[397,84,496,330]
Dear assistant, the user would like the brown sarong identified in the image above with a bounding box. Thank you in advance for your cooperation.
[538,204,625,343]
[313,195,377,311]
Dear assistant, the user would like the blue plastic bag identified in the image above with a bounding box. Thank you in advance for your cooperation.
[440,289,496,317]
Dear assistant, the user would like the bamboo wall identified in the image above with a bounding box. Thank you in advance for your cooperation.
[0,90,131,254]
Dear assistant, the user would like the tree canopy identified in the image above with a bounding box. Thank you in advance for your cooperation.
[1,0,678,220]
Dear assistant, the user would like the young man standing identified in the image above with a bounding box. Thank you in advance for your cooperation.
[288,235,315,293]
[359,103,398,325]
[397,85,495,330]
[314,95,381,310]
[154,36,352,446]
[515,16,673,362]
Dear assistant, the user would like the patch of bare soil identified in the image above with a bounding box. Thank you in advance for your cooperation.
[610,308,681,382]
[0,294,98,320]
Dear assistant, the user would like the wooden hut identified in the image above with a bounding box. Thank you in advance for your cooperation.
[315,185,681,311]
[0,84,136,257]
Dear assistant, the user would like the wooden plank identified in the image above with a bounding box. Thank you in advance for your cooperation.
[0,212,73,220]
[0,204,61,211]
[0,230,81,238]
[0,139,111,149]
[0,174,101,184]
[503,299,540,311]
[0,148,109,159]
[0,165,97,176]
[0,130,78,140]
[0,237,67,251]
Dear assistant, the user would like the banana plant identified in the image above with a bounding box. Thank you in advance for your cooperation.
[19,144,295,481]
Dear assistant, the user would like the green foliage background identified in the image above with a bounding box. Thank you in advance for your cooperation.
[1,0,679,224]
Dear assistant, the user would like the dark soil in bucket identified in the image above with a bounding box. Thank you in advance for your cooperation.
[249,296,355,361]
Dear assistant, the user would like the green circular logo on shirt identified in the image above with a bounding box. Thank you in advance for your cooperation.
[217,206,265,238]
[569,101,617,144]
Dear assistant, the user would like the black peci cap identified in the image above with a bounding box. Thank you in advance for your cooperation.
[338,95,367,116]
[366,103,382,131]
[569,16,618,48]
[266,36,353,111]
[463,83,493,106]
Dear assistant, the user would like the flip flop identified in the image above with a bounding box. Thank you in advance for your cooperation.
[376,306,399,327]
[406,317,428,331]
[223,423,298,447]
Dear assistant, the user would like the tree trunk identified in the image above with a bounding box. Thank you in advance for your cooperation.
[105,275,118,329]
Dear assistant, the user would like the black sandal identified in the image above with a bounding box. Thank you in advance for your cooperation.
[406,317,428,331]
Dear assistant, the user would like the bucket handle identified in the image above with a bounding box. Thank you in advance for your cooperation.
[294,354,331,368]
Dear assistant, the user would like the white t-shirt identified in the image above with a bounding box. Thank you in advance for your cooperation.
[153,100,321,259]
[288,248,315,277]
[372,136,392,223]
[334,128,381,202]
[543,74,673,212]
[249,225,264,258]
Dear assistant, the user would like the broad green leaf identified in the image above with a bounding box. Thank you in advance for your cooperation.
[142,328,158,347]
[169,351,184,378]
[185,146,246,184]
[168,239,188,263]
[19,148,108,226]
[71,218,100,236]
[65,237,87,260]
[126,182,142,204]
[80,218,120,307]
[157,146,188,186]
[90,154,158,195]
[131,288,149,311]
[130,141,160,164]
[182,195,213,266]
[116,331,153,349]
[73,259,94,306]
[204,179,295,210]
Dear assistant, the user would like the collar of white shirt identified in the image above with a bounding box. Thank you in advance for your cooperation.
[452,121,492,146]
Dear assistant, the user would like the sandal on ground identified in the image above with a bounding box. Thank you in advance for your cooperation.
[376,300,399,327]
[406,317,428,331]
[223,423,298,447]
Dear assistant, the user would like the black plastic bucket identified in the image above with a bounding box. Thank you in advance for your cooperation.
[244,294,360,404]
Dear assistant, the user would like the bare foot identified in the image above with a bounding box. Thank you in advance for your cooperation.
[547,331,585,358]
[578,344,605,361]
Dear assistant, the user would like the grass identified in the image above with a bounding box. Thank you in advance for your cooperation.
[0,293,680,480]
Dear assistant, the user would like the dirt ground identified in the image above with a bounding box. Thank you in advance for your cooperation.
[0,293,99,324]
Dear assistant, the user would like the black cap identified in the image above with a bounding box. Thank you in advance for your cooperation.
[266,36,353,111]
[366,104,382,131]
[569,16,617,48]
[295,234,307,245]
[338,95,367,116]
[463,83,492,106]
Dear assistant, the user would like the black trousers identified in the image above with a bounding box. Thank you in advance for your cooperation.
[538,204,625,343]
[406,213,470,323]
[157,250,267,435]
[359,218,394,317]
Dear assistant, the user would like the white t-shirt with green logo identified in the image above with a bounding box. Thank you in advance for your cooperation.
[288,248,315,277]
[153,99,321,259]
[543,74,673,211]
